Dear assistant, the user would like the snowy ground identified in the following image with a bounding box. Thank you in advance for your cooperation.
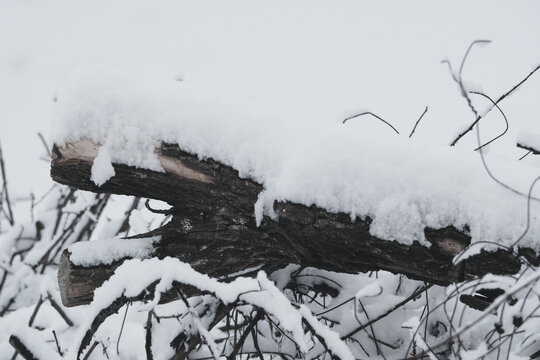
[1,1,540,359]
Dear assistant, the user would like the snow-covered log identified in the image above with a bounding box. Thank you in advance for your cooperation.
[52,140,535,307]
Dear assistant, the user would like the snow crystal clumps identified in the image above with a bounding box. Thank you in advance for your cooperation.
[90,145,115,186]
[52,64,540,250]
[69,236,158,266]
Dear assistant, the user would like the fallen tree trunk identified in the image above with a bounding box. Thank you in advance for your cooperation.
[52,140,537,307]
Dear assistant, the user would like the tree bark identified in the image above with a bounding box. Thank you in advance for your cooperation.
[52,140,537,307]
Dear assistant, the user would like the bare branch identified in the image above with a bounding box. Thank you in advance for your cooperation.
[116,197,141,236]
[459,40,492,80]
[37,133,52,159]
[28,296,44,327]
[227,311,264,360]
[408,106,428,138]
[47,292,74,327]
[443,40,492,124]
[518,150,533,161]
[342,284,432,339]
[116,302,130,355]
[145,311,153,360]
[52,330,63,356]
[406,270,540,359]
[144,198,174,215]
[82,341,99,360]
[451,63,540,146]
[469,92,508,151]
[342,111,400,134]
[517,143,540,155]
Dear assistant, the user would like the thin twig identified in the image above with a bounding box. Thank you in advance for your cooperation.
[445,40,492,141]
[101,342,110,360]
[470,92,508,151]
[451,63,540,146]
[406,280,467,359]
[264,314,299,349]
[227,311,263,360]
[144,199,175,215]
[409,106,428,138]
[302,318,334,357]
[342,111,400,134]
[28,296,44,327]
[116,302,130,355]
[316,296,355,316]
[356,299,386,359]
[83,341,99,360]
[117,197,141,236]
[453,88,540,205]
[343,284,432,339]
[459,40,492,80]
[448,91,540,252]
[250,324,264,360]
[52,330,63,356]
[37,133,52,159]
[405,271,540,359]
[423,285,430,339]
[47,293,74,327]
[517,144,540,155]
[145,311,153,360]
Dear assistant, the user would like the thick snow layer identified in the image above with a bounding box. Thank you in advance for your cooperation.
[69,236,158,266]
[53,64,540,250]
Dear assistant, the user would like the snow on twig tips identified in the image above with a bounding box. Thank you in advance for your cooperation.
[73,257,354,360]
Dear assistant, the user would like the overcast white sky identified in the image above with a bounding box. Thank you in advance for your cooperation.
[1,1,540,195]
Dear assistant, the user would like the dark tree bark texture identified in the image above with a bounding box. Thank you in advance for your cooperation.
[51,140,537,307]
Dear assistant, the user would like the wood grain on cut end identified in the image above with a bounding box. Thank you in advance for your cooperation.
[58,250,120,307]
[53,139,214,184]
[158,152,214,184]
[52,139,100,163]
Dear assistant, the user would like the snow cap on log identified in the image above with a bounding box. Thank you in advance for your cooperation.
[52,63,540,251]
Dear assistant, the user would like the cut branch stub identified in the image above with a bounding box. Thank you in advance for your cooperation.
[52,140,534,307]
